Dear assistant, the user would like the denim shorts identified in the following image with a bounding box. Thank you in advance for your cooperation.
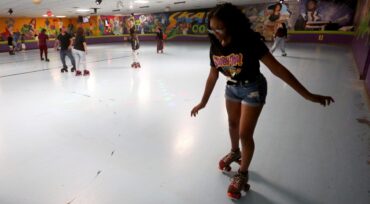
[225,74,267,106]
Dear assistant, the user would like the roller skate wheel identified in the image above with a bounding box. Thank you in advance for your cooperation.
[244,184,250,191]
[224,166,231,172]
[227,192,241,200]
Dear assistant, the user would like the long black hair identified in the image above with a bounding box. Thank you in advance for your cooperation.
[207,3,256,47]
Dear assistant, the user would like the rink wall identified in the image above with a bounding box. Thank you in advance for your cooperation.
[352,0,370,96]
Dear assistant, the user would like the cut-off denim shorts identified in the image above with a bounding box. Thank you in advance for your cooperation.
[225,74,267,106]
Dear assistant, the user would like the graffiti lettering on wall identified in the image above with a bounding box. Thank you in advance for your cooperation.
[166,11,207,38]
[122,10,208,39]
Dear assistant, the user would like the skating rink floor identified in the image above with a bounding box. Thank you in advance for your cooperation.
[0,41,369,204]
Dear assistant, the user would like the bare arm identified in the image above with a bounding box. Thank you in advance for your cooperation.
[261,52,334,106]
[83,42,87,53]
[54,39,59,49]
[191,66,219,116]
[69,38,74,49]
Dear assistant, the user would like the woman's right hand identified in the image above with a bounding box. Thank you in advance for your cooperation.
[191,103,205,117]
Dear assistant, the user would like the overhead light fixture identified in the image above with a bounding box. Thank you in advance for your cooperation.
[129,4,134,9]
[95,0,102,5]
[134,0,149,4]
[91,8,99,14]
[174,1,186,4]
[56,15,66,18]
[76,8,90,12]
[8,8,13,15]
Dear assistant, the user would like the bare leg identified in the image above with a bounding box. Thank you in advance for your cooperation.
[238,104,263,172]
[226,99,241,151]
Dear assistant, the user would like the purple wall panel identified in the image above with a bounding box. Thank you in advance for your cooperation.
[351,35,370,96]
[289,34,354,44]
[352,37,370,77]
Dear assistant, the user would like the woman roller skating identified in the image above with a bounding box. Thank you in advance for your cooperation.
[191,3,334,200]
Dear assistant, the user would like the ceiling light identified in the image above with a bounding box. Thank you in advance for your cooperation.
[56,16,66,18]
[76,9,90,12]
[95,0,102,5]
[174,1,186,4]
[134,0,149,4]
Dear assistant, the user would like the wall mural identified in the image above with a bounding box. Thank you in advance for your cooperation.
[0,1,358,42]
[121,10,208,39]
[354,0,370,44]
[294,0,356,31]
[98,16,124,35]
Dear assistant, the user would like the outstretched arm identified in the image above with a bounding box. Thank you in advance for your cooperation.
[261,52,334,106]
[191,66,219,117]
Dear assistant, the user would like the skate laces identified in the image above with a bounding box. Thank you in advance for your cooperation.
[230,171,248,188]
[223,150,241,163]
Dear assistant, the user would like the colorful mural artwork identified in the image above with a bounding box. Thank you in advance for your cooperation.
[354,0,370,44]
[242,3,292,41]
[0,16,99,41]
[121,10,208,39]
[98,16,124,35]
[0,1,358,42]
[294,0,356,31]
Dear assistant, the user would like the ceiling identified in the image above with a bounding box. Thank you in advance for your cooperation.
[0,0,278,18]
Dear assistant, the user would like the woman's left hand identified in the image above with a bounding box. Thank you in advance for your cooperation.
[307,94,335,106]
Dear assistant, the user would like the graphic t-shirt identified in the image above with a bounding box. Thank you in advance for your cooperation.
[210,35,269,82]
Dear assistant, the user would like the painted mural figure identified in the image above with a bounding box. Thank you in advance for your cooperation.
[28,18,36,37]
[304,0,321,22]
[263,3,290,41]
[295,0,322,30]
[268,3,282,22]
[113,16,121,35]
[191,3,334,200]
